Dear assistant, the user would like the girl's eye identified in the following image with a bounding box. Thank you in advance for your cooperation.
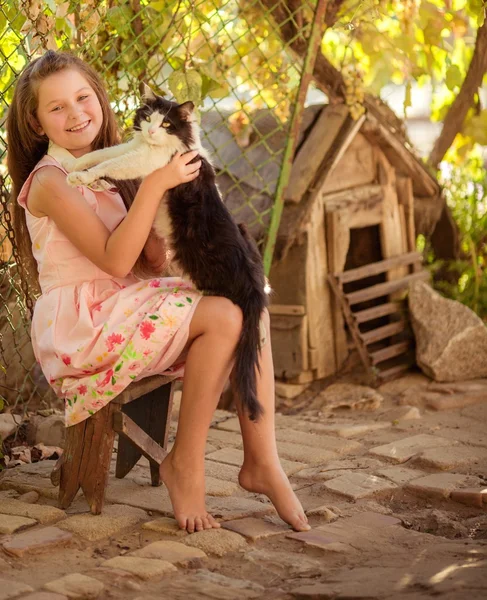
[162,122,170,128]
[79,95,89,100]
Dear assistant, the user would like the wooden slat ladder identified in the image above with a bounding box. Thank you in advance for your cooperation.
[327,251,429,384]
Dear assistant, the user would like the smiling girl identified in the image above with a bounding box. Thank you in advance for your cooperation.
[6,50,310,534]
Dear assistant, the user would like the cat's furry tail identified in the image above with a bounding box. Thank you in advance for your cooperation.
[233,223,267,422]
[233,294,265,422]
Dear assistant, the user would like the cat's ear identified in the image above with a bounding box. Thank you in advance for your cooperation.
[141,82,157,101]
[177,101,195,122]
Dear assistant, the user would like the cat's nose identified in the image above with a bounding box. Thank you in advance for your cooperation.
[148,127,157,135]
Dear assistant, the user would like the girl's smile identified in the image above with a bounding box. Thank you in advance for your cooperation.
[66,119,91,133]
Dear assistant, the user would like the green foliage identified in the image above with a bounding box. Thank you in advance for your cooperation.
[325,0,487,156]
[431,152,487,320]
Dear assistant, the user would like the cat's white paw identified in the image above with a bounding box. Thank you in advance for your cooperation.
[67,171,94,187]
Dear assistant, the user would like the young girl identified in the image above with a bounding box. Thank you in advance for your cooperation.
[7,50,310,534]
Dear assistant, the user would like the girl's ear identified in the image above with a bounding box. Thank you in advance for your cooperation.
[177,101,195,122]
[29,115,45,136]
[141,82,157,101]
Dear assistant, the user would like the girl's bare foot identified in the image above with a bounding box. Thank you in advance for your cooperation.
[159,451,221,533]
[238,460,311,531]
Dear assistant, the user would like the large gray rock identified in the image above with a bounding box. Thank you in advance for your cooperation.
[409,281,487,381]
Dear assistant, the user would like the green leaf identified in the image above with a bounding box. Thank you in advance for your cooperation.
[186,297,192,303]
[111,376,117,385]
[115,362,123,372]
[445,64,463,91]
[149,315,159,320]
[175,302,185,307]
[168,69,203,106]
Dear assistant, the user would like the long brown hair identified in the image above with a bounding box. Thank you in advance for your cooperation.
[6,50,142,299]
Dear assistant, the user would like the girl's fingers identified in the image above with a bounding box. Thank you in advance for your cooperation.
[183,150,200,164]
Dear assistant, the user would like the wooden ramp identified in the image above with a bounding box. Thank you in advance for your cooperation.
[327,251,429,385]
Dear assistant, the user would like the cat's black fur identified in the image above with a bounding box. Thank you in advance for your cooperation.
[134,96,268,421]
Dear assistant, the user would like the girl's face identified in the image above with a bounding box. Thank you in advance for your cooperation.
[35,68,103,157]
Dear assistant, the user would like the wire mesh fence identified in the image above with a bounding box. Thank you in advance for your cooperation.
[0,0,327,412]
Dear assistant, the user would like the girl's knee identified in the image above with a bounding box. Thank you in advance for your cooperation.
[201,297,243,339]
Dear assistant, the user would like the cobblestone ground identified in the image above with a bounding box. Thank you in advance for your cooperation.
[1,374,486,600]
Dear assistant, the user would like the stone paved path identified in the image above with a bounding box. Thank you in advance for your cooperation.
[1,377,486,600]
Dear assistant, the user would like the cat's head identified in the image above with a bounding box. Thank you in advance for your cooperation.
[133,84,196,147]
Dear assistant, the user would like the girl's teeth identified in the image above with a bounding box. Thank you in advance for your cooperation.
[69,121,89,132]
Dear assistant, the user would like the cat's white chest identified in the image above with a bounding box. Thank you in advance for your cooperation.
[138,144,176,175]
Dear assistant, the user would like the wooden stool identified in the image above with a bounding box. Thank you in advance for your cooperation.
[50,376,174,515]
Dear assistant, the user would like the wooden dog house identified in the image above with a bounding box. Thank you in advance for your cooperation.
[266,104,441,384]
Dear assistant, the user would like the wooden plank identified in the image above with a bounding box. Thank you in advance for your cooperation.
[326,209,350,368]
[378,361,414,382]
[361,321,408,345]
[285,105,349,203]
[113,412,167,466]
[338,252,422,284]
[362,115,439,197]
[270,313,309,378]
[321,127,372,195]
[116,384,172,485]
[269,304,306,316]
[58,402,117,515]
[322,184,382,210]
[306,191,337,379]
[353,302,405,324]
[328,274,373,373]
[346,270,429,305]
[370,341,412,365]
[396,176,416,250]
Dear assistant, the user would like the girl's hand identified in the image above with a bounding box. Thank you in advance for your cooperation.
[148,150,201,191]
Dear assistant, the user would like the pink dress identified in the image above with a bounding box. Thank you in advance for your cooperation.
[18,145,202,427]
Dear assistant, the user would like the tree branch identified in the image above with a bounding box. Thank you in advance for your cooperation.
[261,0,410,142]
[429,18,487,169]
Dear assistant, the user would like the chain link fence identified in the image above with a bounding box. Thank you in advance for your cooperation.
[0,0,327,413]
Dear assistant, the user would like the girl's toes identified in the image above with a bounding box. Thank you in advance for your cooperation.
[195,517,204,532]
[208,514,221,529]
[186,517,196,534]
[176,516,188,531]
[202,515,212,530]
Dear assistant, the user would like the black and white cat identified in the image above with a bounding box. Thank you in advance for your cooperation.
[65,84,268,421]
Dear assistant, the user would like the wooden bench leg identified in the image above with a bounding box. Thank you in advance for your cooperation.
[115,383,173,486]
[58,402,117,515]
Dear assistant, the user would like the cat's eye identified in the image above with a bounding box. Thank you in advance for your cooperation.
[162,122,170,128]
[145,116,150,122]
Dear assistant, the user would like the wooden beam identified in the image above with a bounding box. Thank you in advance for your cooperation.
[361,320,408,345]
[337,251,422,284]
[345,270,429,305]
[323,184,383,211]
[370,341,412,365]
[113,412,167,466]
[362,114,439,197]
[353,302,406,324]
[269,304,306,316]
[285,105,348,203]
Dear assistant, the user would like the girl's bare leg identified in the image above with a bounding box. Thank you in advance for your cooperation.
[159,296,242,533]
[237,309,310,531]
